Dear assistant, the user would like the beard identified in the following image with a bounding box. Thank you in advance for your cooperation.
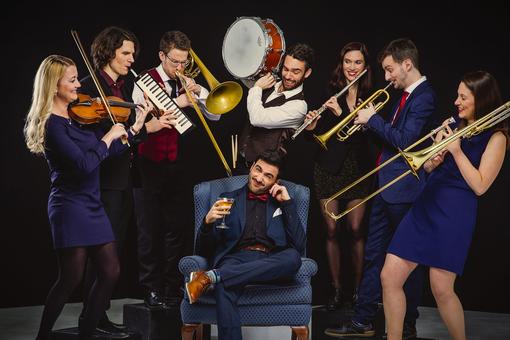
[281,75,305,91]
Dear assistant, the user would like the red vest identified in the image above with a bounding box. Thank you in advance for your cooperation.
[137,68,179,162]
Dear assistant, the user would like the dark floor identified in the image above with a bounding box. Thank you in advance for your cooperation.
[1,299,509,339]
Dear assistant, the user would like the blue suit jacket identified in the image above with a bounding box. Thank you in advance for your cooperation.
[366,80,437,204]
[196,185,307,268]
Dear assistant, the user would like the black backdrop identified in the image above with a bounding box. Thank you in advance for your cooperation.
[3,0,510,312]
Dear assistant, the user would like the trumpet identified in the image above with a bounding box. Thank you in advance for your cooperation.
[291,69,368,140]
[314,82,393,150]
[325,100,510,220]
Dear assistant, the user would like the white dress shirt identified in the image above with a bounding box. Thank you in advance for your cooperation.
[247,81,307,129]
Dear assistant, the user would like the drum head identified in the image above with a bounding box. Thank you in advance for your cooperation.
[222,17,268,79]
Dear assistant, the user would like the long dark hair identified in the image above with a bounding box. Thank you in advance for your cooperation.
[329,42,373,100]
[91,26,139,70]
[461,70,509,147]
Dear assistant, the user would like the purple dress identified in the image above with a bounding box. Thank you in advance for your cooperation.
[44,114,130,248]
[388,130,493,274]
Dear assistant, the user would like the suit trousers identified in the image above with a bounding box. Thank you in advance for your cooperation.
[134,157,186,296]
[214,248,302,340]
[353,194,425,325]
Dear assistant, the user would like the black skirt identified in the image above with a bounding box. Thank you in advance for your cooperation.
[313,147,372,201]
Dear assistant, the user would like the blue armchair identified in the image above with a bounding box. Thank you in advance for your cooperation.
[178,175,317,340]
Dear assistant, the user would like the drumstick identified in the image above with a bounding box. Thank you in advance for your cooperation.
[231,135,236,169]
[235,134,238,169]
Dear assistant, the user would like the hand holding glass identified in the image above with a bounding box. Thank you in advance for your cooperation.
[216,197,234,229]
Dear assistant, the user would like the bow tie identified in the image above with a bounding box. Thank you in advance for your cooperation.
[248,192,269,202]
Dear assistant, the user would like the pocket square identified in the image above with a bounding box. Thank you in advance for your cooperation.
[272,208,282,218]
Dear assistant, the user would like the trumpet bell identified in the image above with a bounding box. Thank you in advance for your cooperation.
[206,80,243,115]
[313,133,329,150]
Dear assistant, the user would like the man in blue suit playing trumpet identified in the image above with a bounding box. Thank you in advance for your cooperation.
[326,38,437,339]
[186,151,306,340]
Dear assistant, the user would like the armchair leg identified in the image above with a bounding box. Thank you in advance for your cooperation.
[291,325,309,340]
[182,323,203,340]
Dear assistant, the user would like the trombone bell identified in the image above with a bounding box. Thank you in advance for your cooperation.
[187,49,243,115]
[206,81,244,115]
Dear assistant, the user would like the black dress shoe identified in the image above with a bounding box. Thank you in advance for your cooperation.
[79,329,130,339]
[324,320,375,337]
[164,295,182,307]
[78,316,130,339]
[144,291,166,308]
[99,313,127,330]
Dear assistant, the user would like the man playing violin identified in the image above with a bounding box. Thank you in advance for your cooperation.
[78,26,149,337]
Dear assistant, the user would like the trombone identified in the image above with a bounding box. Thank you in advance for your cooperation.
[291,69,368,140]
[185,49,243,115]
[177,48,244,176]
[314,82,393,150]
[325,100,510,220]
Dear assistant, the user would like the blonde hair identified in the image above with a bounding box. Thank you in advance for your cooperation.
[24,55,75,154]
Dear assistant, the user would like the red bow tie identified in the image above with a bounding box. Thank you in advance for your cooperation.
[248,192,269,202]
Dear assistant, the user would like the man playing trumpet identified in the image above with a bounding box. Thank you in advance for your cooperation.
[325,38,437,339]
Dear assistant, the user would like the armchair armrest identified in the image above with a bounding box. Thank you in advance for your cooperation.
[294,258,318,284]
[179,255,209,278]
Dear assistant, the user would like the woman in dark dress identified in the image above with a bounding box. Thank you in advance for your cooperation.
[381,71,508,340]
[305,42,374,309]
[24,55,150,339]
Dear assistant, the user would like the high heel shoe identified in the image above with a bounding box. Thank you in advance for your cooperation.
[352,287,359,306]
[326,287,343,311]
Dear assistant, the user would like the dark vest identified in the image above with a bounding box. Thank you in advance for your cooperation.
[137,68,179,162]
[241,88,304,162]
[79,72,137,190]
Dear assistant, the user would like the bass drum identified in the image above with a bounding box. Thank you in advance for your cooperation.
[222,17,285,87]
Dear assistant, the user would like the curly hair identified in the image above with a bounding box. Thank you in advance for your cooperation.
[286,43,315,70]
[91,26,139,70]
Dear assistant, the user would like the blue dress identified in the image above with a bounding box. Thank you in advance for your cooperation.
[45,114,130,249]
[388,129,493,275]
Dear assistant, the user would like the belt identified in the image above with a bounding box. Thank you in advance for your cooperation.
[241,243,270,253]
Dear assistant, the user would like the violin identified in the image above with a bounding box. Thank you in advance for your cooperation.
[68,93,138,124]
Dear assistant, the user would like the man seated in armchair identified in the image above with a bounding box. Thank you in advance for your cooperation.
[186,151,306,340]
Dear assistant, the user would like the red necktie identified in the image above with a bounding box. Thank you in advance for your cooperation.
[376,91,410,166]
[248,192,269,202]
[391,91,409,125]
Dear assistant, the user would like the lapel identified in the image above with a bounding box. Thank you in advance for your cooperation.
[265,196,279,232]
[394,80,429,127]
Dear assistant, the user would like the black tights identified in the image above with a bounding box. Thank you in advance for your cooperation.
[36,242,119,339]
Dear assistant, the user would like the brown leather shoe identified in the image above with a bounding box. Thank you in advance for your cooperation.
[186,271,211,304]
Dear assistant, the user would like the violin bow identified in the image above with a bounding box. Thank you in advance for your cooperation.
[70,30,129,145]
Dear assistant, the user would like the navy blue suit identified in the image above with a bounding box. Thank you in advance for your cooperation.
[353,80,437,325]
[196,185,306,340]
